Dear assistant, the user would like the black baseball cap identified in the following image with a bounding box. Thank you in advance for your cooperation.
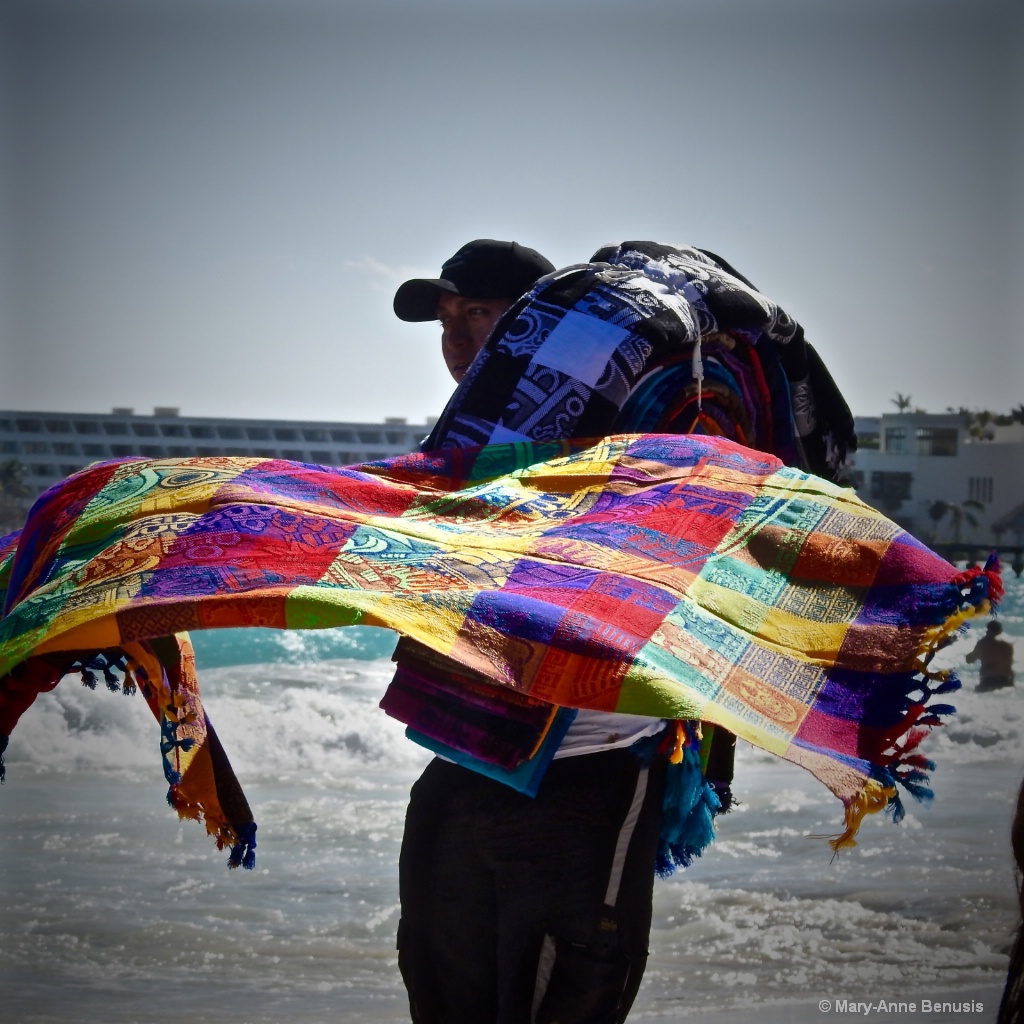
[393,239,555,322]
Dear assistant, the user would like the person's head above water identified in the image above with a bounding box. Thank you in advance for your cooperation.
[393,239,554,383]
[987,620,1004,636]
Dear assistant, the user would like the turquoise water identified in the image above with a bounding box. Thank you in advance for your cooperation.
[190,624,398,668]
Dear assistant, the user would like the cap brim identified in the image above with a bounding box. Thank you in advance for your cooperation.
[393,279,460,322]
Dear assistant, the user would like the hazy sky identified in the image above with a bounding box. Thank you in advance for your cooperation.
[1,0,1021,425]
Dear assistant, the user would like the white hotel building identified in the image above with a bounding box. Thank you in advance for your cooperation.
[848,412,1024,549]
[1,406,430,500]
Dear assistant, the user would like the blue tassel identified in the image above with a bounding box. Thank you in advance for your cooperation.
[897,778,934,802]
[227,822,258,870]
[68,651,130,692]
[656,740,722,877]
[886,792,906,824]
[708,778,733,813]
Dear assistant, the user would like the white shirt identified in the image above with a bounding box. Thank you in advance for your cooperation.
[553,709,665,758]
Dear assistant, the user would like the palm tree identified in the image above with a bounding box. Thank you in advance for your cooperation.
[927,498,984,543]
[0,458,29,497]
[891,393,913,413]
[0,458,31,535]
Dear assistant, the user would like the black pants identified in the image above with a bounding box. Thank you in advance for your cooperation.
[398,749,666,1024]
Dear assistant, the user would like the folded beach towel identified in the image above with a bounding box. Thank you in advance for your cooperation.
[425,241,855,482]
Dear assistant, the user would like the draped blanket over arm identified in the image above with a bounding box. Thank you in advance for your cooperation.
[0,434,1000,866]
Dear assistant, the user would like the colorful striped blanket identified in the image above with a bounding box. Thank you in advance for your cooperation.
[0,434,1000,867]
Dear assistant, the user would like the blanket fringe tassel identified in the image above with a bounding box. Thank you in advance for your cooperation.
[166,786,258,870]
[655,722,722,876]
[827,780,897,853]
[826,553,1003,853]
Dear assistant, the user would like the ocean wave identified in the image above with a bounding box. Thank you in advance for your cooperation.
[3,657,428,781]
[645,879,1010,1009]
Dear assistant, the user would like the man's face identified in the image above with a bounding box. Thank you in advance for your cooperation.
[437,292,513,383]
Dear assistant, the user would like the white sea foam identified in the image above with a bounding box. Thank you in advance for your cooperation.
[4,655,428,781]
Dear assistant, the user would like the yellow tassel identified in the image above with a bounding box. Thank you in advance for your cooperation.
[827,780,896,852]
[669,720,686,764]
[120,657,139,696]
